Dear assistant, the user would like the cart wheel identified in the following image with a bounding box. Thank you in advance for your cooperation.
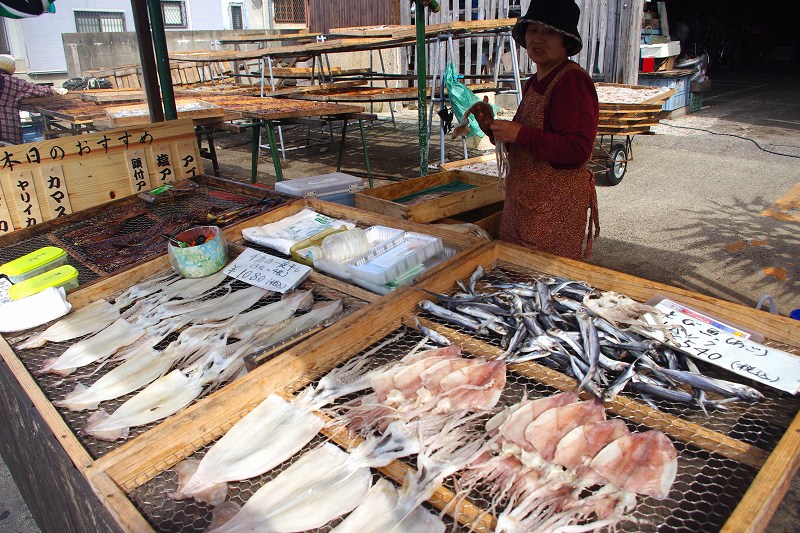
[605,143,627,185]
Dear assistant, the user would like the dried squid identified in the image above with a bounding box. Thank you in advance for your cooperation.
[330,478,445,533]
[83,300,343,441]
[39,318,147,376]
[340,344,506,435]
[459,392,679,533]
[210,423,421,533]
[171,394,325,506]
[16,298,120,349]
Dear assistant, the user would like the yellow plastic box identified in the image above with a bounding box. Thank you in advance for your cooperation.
[0,246,68,283]
[9,265,79,300]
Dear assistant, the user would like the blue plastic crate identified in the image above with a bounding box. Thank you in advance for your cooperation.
[21,122,44,143]
[637,73,691,111]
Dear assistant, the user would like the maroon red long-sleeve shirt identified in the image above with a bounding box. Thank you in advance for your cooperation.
[513,61,599,169]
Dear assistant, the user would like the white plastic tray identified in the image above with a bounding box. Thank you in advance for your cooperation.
[347,232,444,286]
[314,225,404,279]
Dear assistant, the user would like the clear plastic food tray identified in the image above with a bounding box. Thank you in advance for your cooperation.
[314,225,404,279]
[347,232,444,286]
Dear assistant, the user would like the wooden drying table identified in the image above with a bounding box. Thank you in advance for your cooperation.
[19,94,369,181]
[217,97,367,183]
[19,95,136,138]
[282,82,497,103]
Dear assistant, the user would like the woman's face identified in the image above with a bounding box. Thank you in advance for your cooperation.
[525,22,568,69]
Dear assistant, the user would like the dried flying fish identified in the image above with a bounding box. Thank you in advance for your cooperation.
[421,265,765,413]
[582,291,678,344]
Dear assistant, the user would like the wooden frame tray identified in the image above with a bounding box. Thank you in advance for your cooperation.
[69,242,800,531]
[354,170,505,223]
[3,237,795,532]
[0,175,291,287]
[0,199,485,532]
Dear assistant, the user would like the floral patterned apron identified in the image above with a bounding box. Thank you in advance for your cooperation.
[498,62,599,260]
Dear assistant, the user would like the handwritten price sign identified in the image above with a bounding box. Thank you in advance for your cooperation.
[656,299,800,394]
[223,247,311,294]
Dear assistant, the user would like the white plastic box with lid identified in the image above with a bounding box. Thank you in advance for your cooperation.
[274,172,366,206]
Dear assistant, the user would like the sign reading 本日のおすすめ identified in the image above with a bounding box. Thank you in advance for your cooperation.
[0,118,202,233]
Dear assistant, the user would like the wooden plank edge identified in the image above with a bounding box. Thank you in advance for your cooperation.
[89,471,155,533]
[720,408,800,533]
[0,335,94,469]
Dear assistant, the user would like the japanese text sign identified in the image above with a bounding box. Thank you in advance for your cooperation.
[223,247,311,294]
[655,299,800,394]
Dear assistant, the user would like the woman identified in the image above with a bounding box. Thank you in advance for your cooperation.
[0,54,67,145]
[490,0,599,260]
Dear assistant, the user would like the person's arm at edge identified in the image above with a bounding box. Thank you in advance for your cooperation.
[14,76,58,100]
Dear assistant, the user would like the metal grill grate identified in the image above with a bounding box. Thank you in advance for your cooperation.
[0,185,284,278]
[118,263,798,532]
[8,272,366,460]
[0,234,99,286]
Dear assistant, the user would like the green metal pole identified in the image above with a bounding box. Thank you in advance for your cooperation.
[415,0,428,176]
[146,0,177,120]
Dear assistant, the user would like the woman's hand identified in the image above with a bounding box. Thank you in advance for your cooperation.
[490,119,523,144]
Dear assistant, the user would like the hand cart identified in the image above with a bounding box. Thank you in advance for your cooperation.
[589,132,637,186]
[590,83,676,185]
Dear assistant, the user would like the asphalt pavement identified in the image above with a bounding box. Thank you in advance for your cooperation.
[1,66,798,532]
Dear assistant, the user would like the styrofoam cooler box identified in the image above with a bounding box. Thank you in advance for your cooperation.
[640,41,681,58]
[275,173,366,206]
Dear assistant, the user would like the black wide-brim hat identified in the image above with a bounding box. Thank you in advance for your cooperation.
[512,0,583,57]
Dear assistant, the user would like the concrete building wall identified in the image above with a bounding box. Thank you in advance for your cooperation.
[184,0,225,30]
[61,30,267,78]
[10,0,226,75]
[222,0,266,30]
[15,0,133,73]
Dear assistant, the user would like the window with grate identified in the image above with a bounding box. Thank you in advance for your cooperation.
[74,11,126,33]
[230,4,243,29]
[274,0,305,24]
[161,0,188,28]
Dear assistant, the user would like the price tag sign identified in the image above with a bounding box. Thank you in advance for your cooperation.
[655,299,800,394]
[223,247,311,294]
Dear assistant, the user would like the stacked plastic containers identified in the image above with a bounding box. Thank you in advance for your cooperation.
[0,246,79,300]
[302,226,444,294]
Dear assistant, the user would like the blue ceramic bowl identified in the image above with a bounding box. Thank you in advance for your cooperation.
[167,225,228,278]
